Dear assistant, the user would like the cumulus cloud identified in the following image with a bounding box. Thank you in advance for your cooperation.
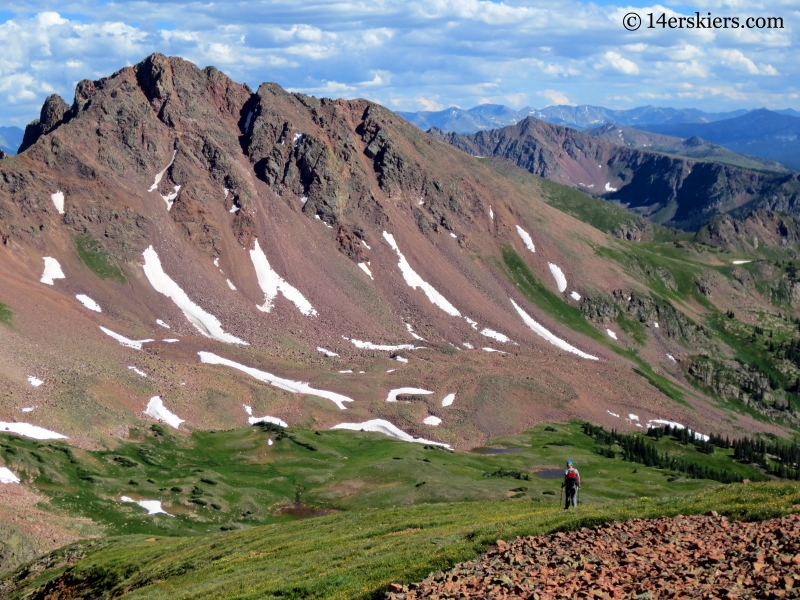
[0,0,797,124]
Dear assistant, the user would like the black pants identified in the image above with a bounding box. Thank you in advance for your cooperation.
[564,485,578,509]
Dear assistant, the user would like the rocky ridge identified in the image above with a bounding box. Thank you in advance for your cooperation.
[432,118,800,231]
[387,512,800,599]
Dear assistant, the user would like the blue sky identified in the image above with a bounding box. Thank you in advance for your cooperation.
[0,0,797,126]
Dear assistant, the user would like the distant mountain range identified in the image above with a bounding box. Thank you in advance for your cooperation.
[396,104,751,135]
[0,125,23,154]
[632,109,800,171]
[585,123,791,174]
[397,104,800,172]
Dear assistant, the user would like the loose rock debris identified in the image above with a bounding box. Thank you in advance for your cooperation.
[387,512,800,599]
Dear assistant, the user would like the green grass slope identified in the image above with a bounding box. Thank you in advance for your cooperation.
[3,482,799,599]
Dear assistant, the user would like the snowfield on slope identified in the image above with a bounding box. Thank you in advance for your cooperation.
[510,299,598,360]
[386,387,433,403]
[516,226,535,253]
[40,257,65,285]
[1,422,67,440]
[1,466,21,484]
[100,326,153,350]
[76,294,102,312]
[243,405,287,427]
[548,263,567,293]
[383,232,461,317]
[441,393,456,407]
[148,150,176,193]
[27,376,44,387]
[199,352,354,410]
[120,496,173,517]
[343,336,418,351]
[51,191,65,214]
[144,396,184,429]
[142,246,247,345]
[250,239,317,316]
[331,419,450,448]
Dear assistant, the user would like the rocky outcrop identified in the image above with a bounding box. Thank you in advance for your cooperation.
[696,210,800,256]
[581,290,709,343]
[387,514,800,599]
[687,356,797,421]
[18,95,71,153]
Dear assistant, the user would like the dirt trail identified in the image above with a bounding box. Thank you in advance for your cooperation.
[387,512,800,599]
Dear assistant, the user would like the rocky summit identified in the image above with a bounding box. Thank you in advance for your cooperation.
[387,512,800,599]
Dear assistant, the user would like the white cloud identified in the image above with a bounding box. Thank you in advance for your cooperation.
[597,51,639,75]
[0,1,797,125]
[539,89,572,106]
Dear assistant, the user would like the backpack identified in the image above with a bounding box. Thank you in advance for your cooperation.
[565,468,579,488]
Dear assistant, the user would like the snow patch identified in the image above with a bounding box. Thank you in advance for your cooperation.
[423,416,442,426]
[607,410,620,418]
[120,496,173,517]
[358,262,374,280]
[510,299,598,360]
[482,347,507,354]
[27,376,44,387]
[76,294,101,312]
[449,232,457,239]
[362,240,371,250]
[732,260,752,265]
[0,466,20,484]
[100,326,153,350]
[480,328,512,344]
[386,369,396,373]
[548,263,567,292]
[386,387,433,403]
[160,185,181,210]
[464,317,479,330]
[226,279,237,291]
[162,339,179,343]
[628,414,639,421]
[250,239,317,316]
[243,405,288,427]
[199,351,353,410]
[229,205,239,213]
[462,343,474,349]
[338,370,353,374]
[300,195,308,204]
[606,329,618,340]
[394,356,409,363]
[293,133,303,147]
[317,347,338,357]
[441,393,455,407]
[142,246,248,345]
[570,291,581,301]
[148,150,176,193]
[383,232,461,317]
[268,439,274,445]
[604,182,618,192]
[21,407,35,413]
[128,366,148,378]
[667,354,676,362]
[489,206,494,219]
[653,322,659,328]
[40,257,65,285]
[144,396,184,429]
[646,419,709,442]
[343,336,417,351]
[331,419,450,448]
[156,320,170,329]
[51,191,65,214]
[405,322,425,341]
[0,422,66,440]
[516,226,535,253]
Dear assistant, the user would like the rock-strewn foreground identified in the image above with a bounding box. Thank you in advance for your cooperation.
[387,513,800,599]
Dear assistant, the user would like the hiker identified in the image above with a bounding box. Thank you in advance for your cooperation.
[562,460,581,509]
